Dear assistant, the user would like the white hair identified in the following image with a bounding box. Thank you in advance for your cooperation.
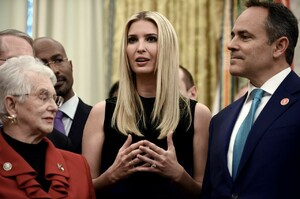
[0,56,56,122]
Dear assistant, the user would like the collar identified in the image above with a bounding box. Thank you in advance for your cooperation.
[260,67,291,96]
[246,67,291,103]
[59,95,79,120]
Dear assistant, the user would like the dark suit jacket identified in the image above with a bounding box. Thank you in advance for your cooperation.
[49,98,92,154]
[46,128,74,151]
[0,133,96,198]
[201,71,300,199]
[68,98,92,154]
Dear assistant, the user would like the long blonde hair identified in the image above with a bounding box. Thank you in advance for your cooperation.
[112,11,191,139]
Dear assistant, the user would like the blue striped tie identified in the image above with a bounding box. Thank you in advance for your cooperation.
[232,88,264,180]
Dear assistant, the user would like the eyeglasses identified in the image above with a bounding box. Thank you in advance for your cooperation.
[13,90,64,107]
[43,57,68,67]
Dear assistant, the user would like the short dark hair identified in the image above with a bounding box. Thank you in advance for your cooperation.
[179,65,195,90]
[108,81,119,98]
[245,0,299,65]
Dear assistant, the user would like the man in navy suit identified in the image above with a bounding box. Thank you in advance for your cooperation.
[33,37,92,154]
[201,1,299,198]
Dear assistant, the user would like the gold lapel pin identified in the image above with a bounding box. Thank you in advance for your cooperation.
[57,163,65,172]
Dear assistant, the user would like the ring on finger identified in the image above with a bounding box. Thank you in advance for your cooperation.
[151,163,157,168]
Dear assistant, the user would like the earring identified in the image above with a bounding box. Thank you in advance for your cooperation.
[7,114,17,124]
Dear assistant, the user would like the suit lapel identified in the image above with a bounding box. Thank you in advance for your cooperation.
[237,71,300,177]
[211,95,246,181]
[68,98,92,153]
[222,98,245,154]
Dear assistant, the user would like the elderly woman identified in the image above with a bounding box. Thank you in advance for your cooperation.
[0,56,95,198]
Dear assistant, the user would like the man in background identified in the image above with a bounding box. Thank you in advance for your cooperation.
[0,29,73,151]
[0,29,33,64]
[179,65,197,100]
[33,37,92,154]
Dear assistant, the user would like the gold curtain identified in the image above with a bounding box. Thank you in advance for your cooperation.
[104,0,224,109]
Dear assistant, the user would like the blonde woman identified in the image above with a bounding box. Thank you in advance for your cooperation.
[82,11,211,199]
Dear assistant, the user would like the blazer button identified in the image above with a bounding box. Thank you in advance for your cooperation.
[3,162,12,171]
[232,193,238,199]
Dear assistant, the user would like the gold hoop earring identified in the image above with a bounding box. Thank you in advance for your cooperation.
[7,114,17,124]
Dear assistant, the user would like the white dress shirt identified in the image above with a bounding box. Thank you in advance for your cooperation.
[59,94,79,136]
[227,67,291,176]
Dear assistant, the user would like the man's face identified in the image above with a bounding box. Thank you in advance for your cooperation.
[33,39,74,101]
[0,36,33,65]
[228,7,275,87]
[179,68,189,97]
[179,68,197,100]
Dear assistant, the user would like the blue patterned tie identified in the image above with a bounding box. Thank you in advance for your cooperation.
[232,88,264,180]
[54,110,66,134]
